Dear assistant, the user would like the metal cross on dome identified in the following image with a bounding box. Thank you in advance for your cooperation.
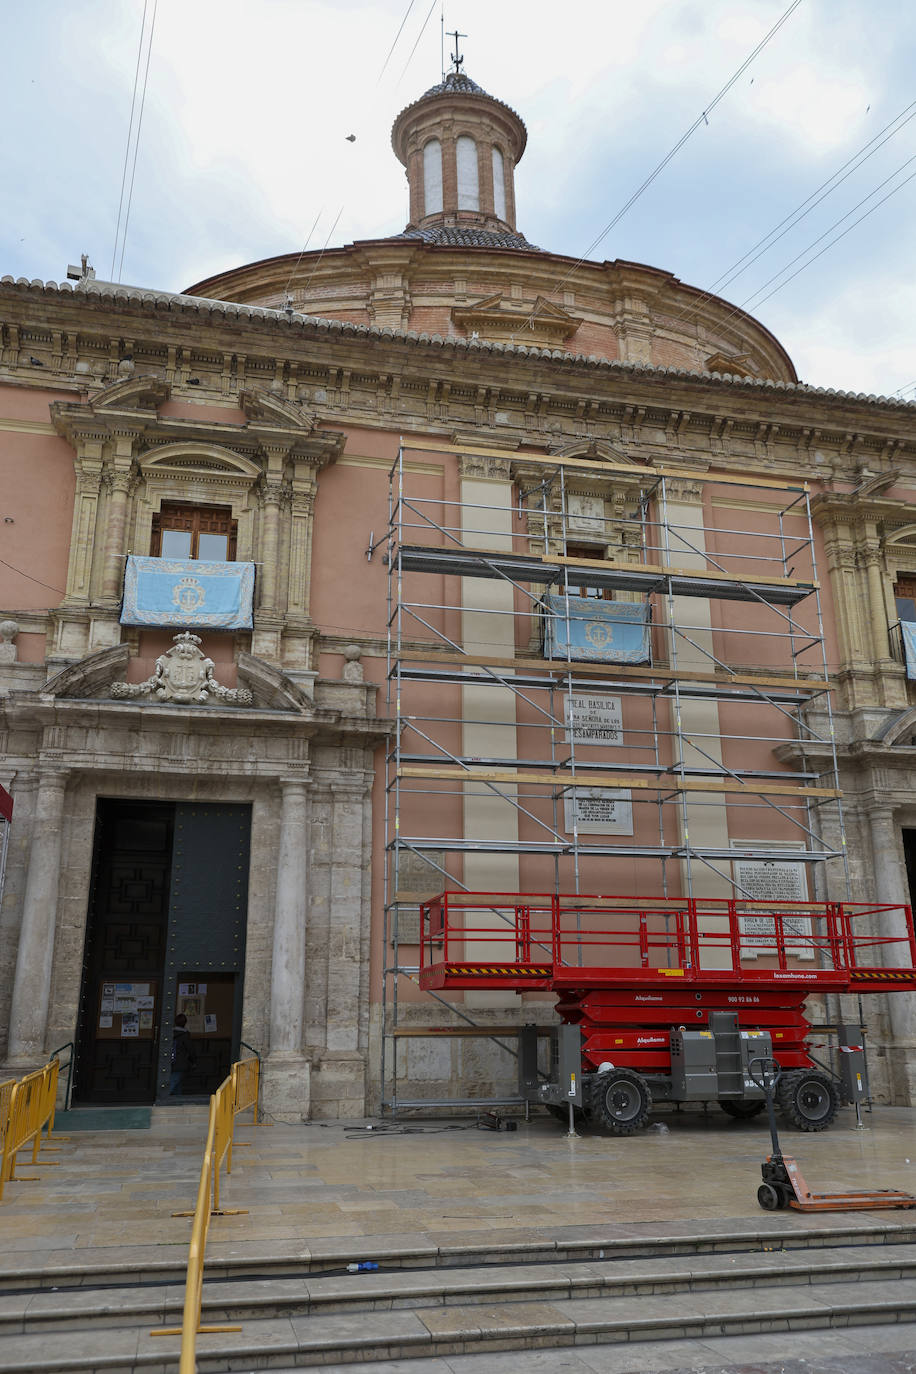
[447,29,466,72]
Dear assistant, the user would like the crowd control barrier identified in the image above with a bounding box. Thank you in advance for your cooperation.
[152,1052,261,1370]
[0,1058,61,1201]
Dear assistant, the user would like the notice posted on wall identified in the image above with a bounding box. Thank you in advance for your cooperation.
[204,1014,218,1033]
[120,1013,139,1038]
[98,1014,113,1029]
[733,850,812,959]
[564,694,623,745]
[564,787,633,835]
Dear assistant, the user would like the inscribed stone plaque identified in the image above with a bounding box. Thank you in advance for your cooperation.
[563,788,633,835]
[733,854,812,958]
[564,694,622,745]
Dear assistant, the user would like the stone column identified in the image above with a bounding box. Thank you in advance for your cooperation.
[864,543,891,666]
[258,483,283,614]
[6,771,69,1064]
[269,778,310,1054]
[867,805,916,1103]
[101,469,134,600]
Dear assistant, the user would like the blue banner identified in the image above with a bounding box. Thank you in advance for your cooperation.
[902,621,916,680]
[544,595,650,663]
[121,556,255,630]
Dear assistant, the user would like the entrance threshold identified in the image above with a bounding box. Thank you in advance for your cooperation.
[55,1106,152,1131]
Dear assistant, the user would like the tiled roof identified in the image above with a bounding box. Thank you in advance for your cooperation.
[421,71,486,98]
[397,226,539,251]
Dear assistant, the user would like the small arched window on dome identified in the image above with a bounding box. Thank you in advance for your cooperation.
[491,147,507,221]
[456,135,480,210]
[423,138,443,216]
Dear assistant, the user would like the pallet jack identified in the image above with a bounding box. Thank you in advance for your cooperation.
[750,1058,916,1213]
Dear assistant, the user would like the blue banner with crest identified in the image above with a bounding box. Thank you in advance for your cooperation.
[121,556,255,629]
[544,594,650,663]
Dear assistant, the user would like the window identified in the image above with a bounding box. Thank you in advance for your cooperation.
[456,135,479,210]
[894,575,916,623]
[491,147,506,220]
[565,542,612,599]
[151,503,237,561]
[423,138,443,215]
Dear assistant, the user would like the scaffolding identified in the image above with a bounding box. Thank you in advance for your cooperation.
[381,439,847,1113]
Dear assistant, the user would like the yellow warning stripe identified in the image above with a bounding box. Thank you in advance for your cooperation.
[849,970,916,982]
[444,964,551,976]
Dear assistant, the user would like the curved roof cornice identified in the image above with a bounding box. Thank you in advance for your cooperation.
[3,274,915,415]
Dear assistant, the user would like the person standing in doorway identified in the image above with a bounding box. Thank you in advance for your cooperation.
[170,1013,195,1094]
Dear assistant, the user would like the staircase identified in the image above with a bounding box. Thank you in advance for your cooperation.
[2,1218,916,1371]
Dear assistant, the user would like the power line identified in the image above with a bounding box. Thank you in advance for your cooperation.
[282,208,324,307]
[743,162,916,315]
[0,558,66,597]
[377,0,417,85]
[524,0,805,327]
[398,0,438,86]
[669,98,916,330]
[110,0,149,279]
[115,0,158,283]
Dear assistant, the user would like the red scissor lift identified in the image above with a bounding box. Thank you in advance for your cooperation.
[419,890,916,1133]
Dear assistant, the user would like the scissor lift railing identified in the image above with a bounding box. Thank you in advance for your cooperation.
[418,891,916,994]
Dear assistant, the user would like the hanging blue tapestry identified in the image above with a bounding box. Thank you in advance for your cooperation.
[121,556,255,630]
[901,621,916,680]
[544,594,650,663]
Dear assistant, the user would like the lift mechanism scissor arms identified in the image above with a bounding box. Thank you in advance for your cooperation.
[400,440,809,493]
[398,544,815,605]
[393,648,832,695]
[398,765,840,800]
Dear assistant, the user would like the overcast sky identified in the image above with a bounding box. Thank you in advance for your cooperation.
[3,0,916,399]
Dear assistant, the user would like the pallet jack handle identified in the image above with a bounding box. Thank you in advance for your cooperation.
[748,1055,782,1161]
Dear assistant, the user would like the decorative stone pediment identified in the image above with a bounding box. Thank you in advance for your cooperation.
[44,644,131,699]
[89,373,172,412]
[451,293,580,347]
[111,633,253,706]
[138,442,261,482]
[705,351,754,378]
[239,388,317,430]
[236,651,314,712]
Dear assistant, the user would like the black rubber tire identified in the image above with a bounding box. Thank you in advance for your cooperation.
[719,1100,767,1120]
[590,1069,652,1135]
[757,1182,780,1210]
[776,1068,839,1131]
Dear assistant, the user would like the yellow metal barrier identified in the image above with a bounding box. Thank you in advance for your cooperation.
[153,1058,255,1363]
[0,1079,14,1156]
[0,1060,61,1201]
[232,1055,259,1129]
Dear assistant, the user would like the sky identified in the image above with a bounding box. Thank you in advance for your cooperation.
[3,0,916,399]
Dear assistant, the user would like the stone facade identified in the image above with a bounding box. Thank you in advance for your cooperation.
[1,67,915,1115]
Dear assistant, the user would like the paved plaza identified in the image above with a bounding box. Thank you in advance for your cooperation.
[2,1101,916,1371]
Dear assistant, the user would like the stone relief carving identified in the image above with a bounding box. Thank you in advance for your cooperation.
[110,632,253,706]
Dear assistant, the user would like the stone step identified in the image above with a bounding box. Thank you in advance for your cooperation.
[4,1216,915,1292]
[1,1274,916,1371]
[4,1242,916,1334]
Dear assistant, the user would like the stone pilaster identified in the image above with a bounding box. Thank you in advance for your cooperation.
[6,770,68,1065]
[866,805,916,1104]
[263,775,311,1120]
[327,782,369,1053]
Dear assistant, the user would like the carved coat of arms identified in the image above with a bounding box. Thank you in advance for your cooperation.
[111,632,253,706]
